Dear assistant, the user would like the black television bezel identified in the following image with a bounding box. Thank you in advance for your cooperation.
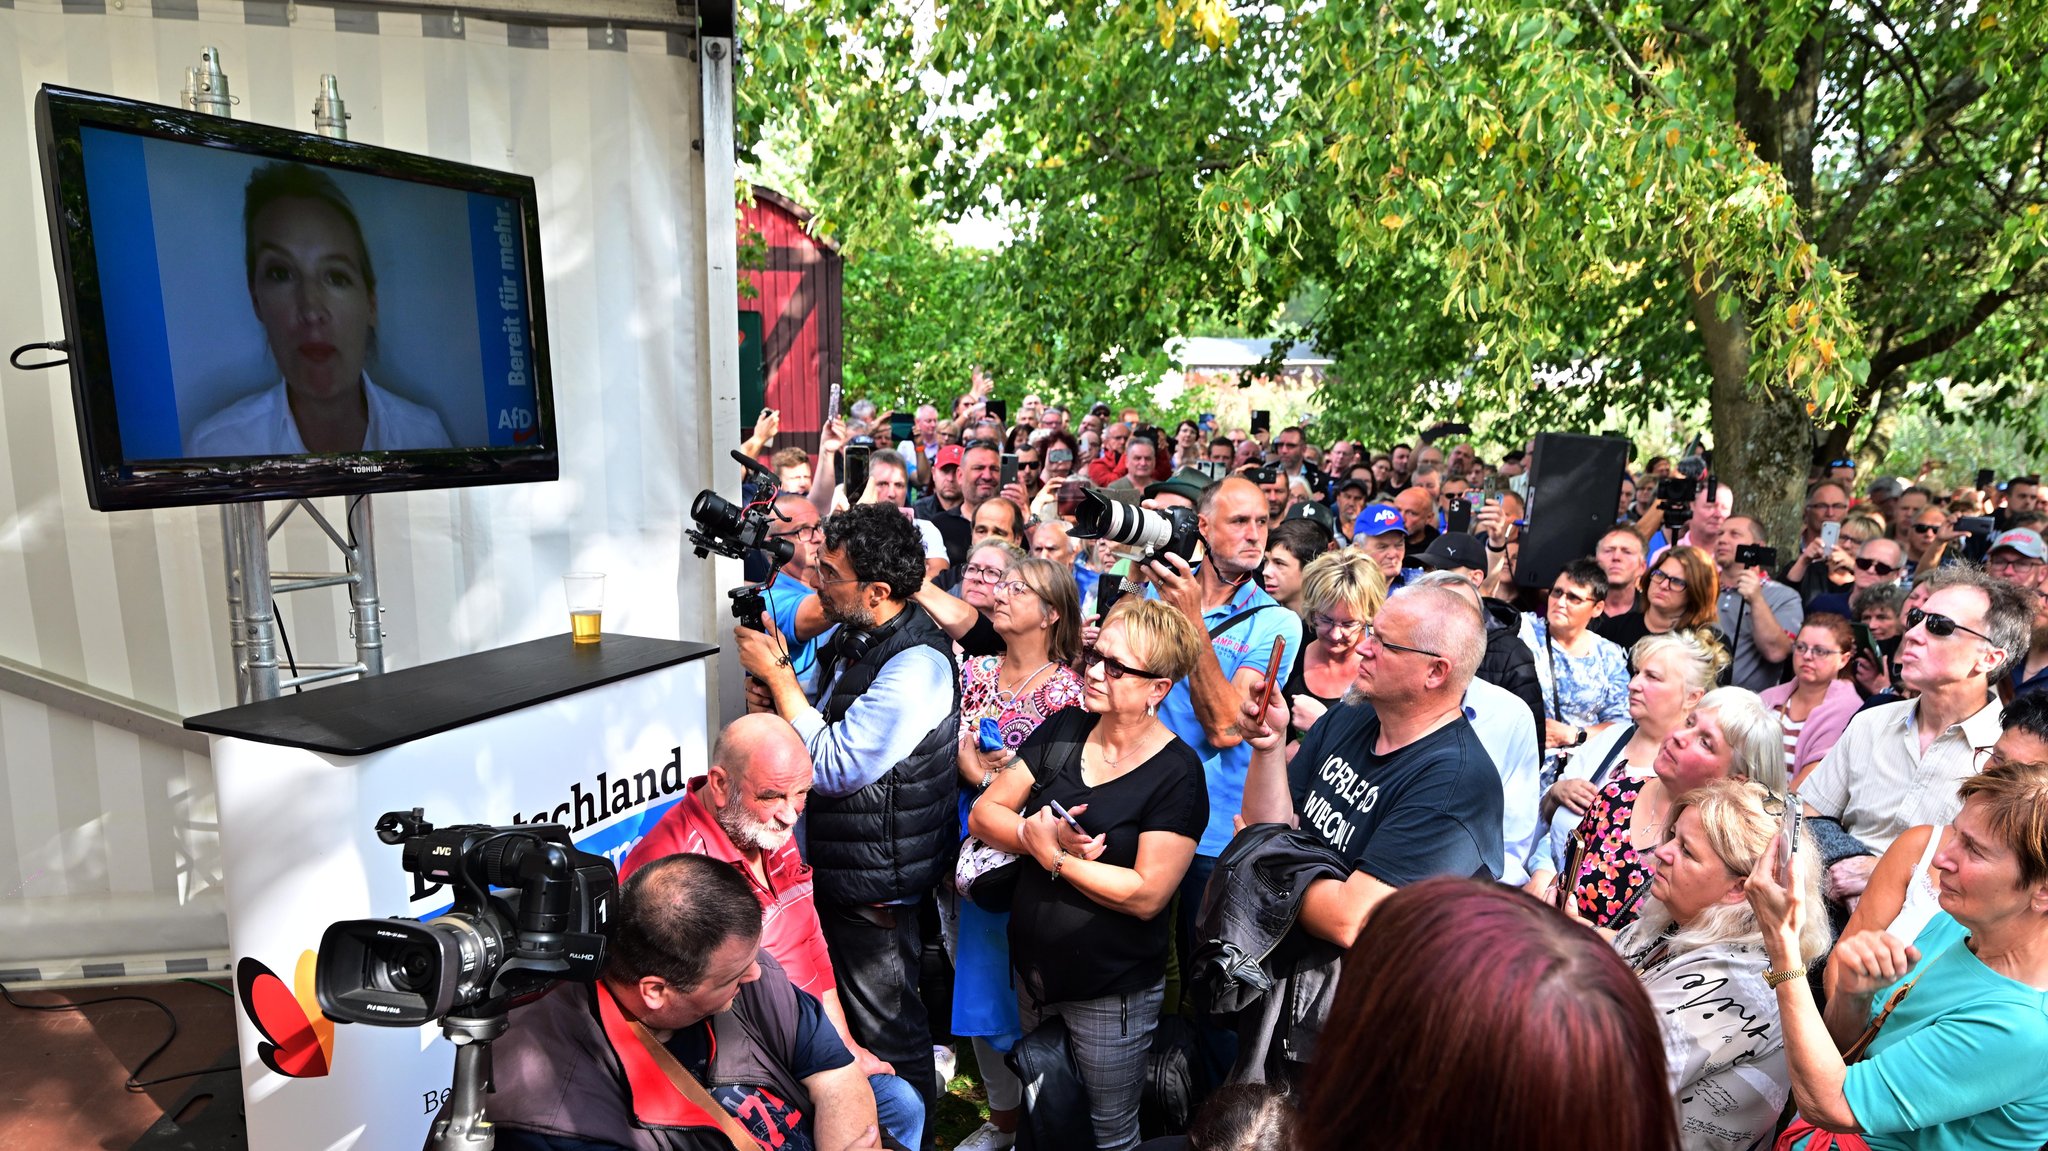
[35,84,561,511]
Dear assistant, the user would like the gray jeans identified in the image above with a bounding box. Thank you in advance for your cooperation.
[1017,979,1165,1151]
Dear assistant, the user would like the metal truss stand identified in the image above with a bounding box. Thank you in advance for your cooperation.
[192,48,382,703]
[222,497,385,703]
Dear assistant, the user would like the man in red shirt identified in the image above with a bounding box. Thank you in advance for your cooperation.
[623,714,925,1143]
[1087,420,1130,486]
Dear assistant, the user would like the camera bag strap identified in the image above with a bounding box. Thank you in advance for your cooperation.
[627,1019,767,1151]
[1208,603,1275,640]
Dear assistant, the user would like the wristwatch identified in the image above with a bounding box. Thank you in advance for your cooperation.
[1571,726,1588,746]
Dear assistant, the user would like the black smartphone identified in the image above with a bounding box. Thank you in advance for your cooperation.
[1852,621,1885,669]
[1957,516,1995,536]
[985,397,1008,423]
[842,440,872,502]
[1001,453,1019,488]
[1734,543,1779,571]
[1096,574,1126,621]
[1250,409,1271,436]
[1446,497,1472,534]
[1976,467,1996,490]
[889,412,914,443]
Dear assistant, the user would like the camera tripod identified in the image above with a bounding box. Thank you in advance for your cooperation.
[425,1012,509,1150]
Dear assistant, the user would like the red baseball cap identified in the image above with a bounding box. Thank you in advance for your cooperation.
[935,445,964,469]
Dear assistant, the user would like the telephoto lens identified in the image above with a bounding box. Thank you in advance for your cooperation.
[1067,488,1202,564]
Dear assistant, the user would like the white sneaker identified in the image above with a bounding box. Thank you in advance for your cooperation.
[933,1044,957,1093]
[954,1121,1016,1151]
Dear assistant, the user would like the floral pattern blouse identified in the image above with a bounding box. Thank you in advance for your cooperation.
[1565,777,1655,930]
[1521,615,1632,730]
[961,655,1086,747]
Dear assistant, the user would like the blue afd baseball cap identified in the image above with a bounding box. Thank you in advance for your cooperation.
[1355,504,1405,537]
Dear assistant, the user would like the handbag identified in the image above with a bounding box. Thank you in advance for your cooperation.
[955,711,1091,913]
[1770,976,1920,1151]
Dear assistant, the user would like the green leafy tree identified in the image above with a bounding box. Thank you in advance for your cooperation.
[741,0,2048,545]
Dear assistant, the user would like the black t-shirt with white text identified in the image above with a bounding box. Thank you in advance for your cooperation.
[1286,699,1504,885]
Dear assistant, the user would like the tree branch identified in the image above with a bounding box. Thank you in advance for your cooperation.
[1869,283,2016,377]
[1818,68,1990,257]
[1582,0,1674,106]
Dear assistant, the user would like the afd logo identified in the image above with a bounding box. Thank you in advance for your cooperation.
[236,952,336,1078]
[498,407,538,442]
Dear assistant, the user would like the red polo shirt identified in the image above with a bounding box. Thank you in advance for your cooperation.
[620,779,836,998]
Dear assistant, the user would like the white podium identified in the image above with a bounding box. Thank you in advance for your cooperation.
[186,633,717,1151]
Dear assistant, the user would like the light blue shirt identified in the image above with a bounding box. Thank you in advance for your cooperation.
[1145,576,1301,855]
[761,574,834,698]
[789,639,955,799]
[1832,912,2048,1151]
[1462,676,1541,886]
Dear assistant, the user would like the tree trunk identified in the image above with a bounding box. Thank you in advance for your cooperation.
[1854,370,1908,474]
[1690,267,1811,553]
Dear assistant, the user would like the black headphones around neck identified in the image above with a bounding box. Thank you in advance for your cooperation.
[828,601,915,667]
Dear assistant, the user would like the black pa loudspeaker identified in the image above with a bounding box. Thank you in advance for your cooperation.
[1513,433,1630,591]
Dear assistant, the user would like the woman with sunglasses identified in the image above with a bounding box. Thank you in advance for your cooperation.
[948,556,1085,1151]
[1760,613,1863,786]
[1748,748,2048,1151]
[1526,631,1727,899]
[1546,687,1783,931]
[1614,779,1829,1151]
[967,599,1207,1151]
[1281,550,1388,748]
[1521,558,1633,784]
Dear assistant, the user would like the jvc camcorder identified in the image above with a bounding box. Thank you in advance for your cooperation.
[316,809,615,1027]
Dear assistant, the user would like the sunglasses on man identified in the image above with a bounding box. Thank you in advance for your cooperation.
[1853,557,1899,576]
[1906,607,1995,644]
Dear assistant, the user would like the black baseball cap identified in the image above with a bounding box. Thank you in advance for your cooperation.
[1415,532,1488,573]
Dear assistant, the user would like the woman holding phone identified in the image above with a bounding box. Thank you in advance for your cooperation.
[1614,779,1828,1151]
[966,599,1207,1151]
[949,556,1084,1151]
[1282,551,1387,748]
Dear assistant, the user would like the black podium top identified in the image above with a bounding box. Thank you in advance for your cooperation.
[185,634,718,755]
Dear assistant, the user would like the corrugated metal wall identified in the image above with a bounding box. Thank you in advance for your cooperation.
[0,0,722,976]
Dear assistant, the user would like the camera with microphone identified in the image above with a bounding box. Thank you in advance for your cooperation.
[689,449,797,632]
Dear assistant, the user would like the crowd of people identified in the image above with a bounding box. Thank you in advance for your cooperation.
[492,389,2048,1151]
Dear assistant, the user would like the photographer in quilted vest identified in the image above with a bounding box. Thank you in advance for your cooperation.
[734,500,962,1149]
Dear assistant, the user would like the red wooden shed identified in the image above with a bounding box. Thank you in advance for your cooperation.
[740,186,843,458]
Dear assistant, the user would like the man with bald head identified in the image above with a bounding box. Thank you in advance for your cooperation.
[1239,581,1504,952]
[1393,485,1440,563]
[623,715,922,1146]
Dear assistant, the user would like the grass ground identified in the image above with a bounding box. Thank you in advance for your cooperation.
[933,1041,995,1149]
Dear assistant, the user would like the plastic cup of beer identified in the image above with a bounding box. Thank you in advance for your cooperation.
[563,573,604,644]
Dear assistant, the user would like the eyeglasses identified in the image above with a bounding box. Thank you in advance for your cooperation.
[1081,646,1166,681]
[1854,557,1900,575]
[1360,623,1442,659]
[1792,642,1842,659]
[1806,501,1849,513]
[1990,554,2044,572]
[1912,523,1943,534]
[961,563,1007,583]
[1312,613,1366,637]
[1906,607,1996,644]
[770,523,822,541]
[1829,459,1856,469]
[1648,569,1688,589]
[1547,586,1597,606]
[993,579,1041,599]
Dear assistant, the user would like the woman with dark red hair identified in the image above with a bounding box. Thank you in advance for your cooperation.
[1298,877,1679,1151]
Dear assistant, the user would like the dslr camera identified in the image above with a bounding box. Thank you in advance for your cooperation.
[316,809,616,1027]
[689,449,797,631]
[1069,487,1202,565]
[1734,544,1779,572]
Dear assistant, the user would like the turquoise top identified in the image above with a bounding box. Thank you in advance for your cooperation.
[1828,912,2048,1151]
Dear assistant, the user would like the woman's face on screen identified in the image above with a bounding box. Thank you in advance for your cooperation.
[248,196,377,406]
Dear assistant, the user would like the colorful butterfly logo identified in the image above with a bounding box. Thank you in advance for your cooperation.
[236,951,336,1078]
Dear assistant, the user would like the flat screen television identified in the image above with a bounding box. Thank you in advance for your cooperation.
[35,84,559,511]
